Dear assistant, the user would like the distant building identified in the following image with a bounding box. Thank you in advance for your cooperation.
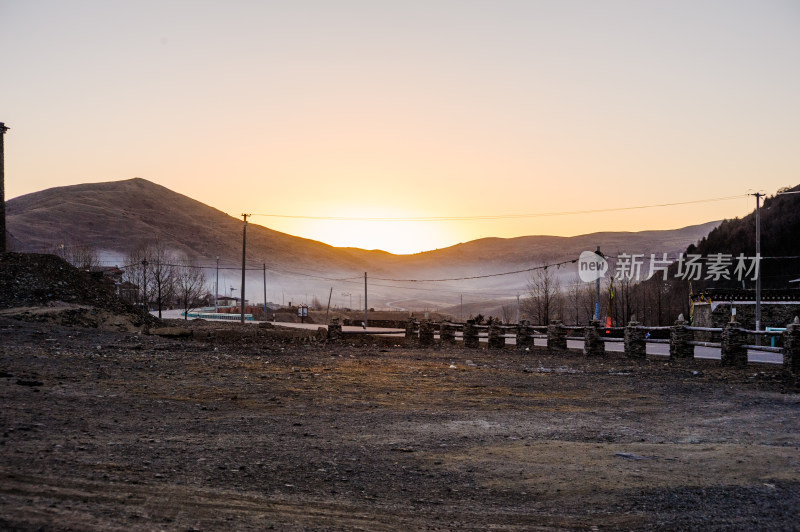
[216,296,239,307]
[89,265,126,295]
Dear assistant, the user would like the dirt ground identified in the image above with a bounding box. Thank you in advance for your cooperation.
[1,317,799,531]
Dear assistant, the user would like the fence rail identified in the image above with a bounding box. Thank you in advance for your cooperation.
[688,341,722,348]
[185,311,254,321]
[685,326,721,332]
[325,315,800,373]
[742,344,783,353]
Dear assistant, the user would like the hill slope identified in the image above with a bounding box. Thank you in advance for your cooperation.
[684,184,800,289]
[7,178,720,307]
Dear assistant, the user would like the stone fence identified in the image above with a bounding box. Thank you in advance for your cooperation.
[327,315,800,374]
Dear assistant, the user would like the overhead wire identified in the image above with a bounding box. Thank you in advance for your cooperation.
[245,194,747,222]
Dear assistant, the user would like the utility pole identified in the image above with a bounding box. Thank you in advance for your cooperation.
[142,259,148,312]
[460,294,463,323]
[240,214,250,324]
[0,123,8,253]
[363,272,368,329]
[595,246,602,321]
[263,263,267,318]
[751,193,763,344]
[325,287,333,325]
[516,293,520,324]
[215,256,219,313]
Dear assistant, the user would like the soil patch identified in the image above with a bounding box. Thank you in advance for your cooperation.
[0,317,798,530]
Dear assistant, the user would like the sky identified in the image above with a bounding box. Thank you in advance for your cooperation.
[1,0,799,254]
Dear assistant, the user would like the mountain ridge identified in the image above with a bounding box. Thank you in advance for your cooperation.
[6,177,722,307]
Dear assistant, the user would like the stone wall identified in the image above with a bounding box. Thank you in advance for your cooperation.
[693,302,800,330]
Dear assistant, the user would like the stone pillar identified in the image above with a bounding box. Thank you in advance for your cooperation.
[405,317,418,347]
[721,321,747,367]
[783,316,800,374]
[327,317,342,341]
[419,320,434,347]
[584,320,606,357]
[547,320,567,350]
[516,320,533,349]
[669,315,693,361]
[624,321,646,359]
[488,322,505,349]
[463,319,479,349]
[440,321,456,345]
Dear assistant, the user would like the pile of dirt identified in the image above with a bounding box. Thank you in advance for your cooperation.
[0,252,157,330]
[159,318,331,345]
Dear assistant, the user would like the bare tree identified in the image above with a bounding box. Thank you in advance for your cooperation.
[53,242,99,271]
[500,303,514,324]
[566,276,584,325]
[522,265,563,325]
[174,256,207,320]
[149,241,176,319]
[123,244,152,307]
[610,275,637,327]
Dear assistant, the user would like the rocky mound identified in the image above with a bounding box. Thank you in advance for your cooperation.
[0,252,157,330]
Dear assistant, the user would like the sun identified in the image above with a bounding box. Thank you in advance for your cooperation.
[316,219,450,254]
[263,206,457,255]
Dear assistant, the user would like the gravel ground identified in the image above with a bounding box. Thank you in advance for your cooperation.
[1,317,799,531]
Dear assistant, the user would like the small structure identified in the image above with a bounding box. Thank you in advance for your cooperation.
[691,289,800,330]
[216,296,238,308]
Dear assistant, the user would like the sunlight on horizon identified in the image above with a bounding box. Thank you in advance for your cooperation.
[254,205,460,254]
[250,195,756,255]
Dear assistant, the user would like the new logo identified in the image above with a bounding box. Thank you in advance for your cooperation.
[578,250,608,283]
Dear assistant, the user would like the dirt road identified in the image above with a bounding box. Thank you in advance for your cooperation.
[1,317,798,530]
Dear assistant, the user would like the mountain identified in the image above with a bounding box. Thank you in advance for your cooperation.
[5,178,378,272]
[6,178,720,309]
[678,184,800,289]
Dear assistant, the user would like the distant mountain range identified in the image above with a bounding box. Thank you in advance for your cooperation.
[6,178,721,309]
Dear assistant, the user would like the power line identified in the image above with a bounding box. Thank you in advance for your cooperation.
[245,194,747,222]
[114,253,797,283]
[370,258,578,282]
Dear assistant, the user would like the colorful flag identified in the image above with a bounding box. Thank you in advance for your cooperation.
[605,277,614,332]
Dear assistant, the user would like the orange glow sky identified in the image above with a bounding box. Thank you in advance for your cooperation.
[2,1,799,254]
